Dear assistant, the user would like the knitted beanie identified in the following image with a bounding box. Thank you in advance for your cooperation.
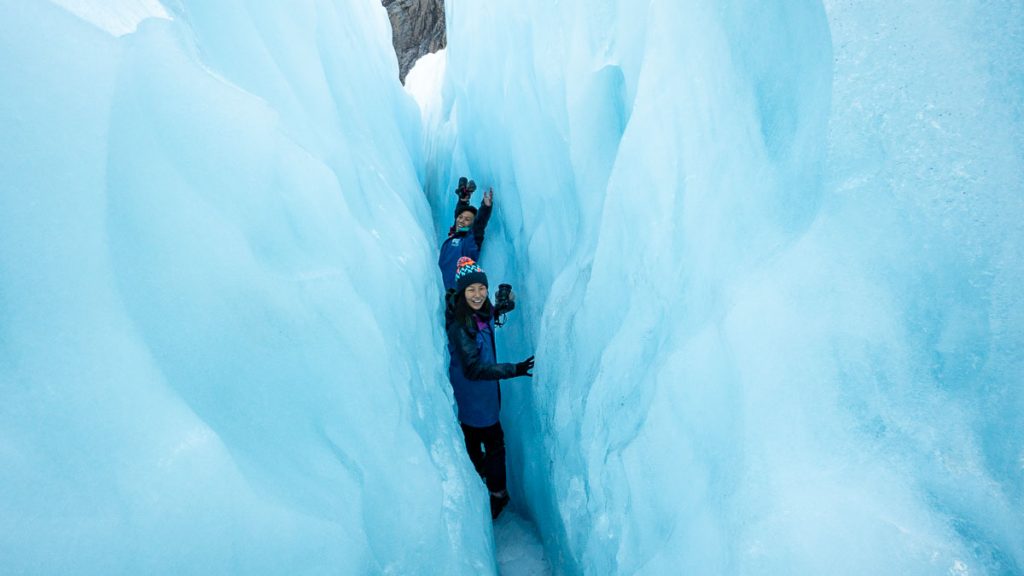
[454,256,488,294]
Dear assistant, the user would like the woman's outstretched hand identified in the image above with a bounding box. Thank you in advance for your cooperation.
[515,356,535,377]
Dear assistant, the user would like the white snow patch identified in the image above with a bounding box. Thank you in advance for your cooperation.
[494,510,551,576]
[403,49,446,120]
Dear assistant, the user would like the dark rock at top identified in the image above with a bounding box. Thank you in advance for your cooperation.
[382,0,446,83]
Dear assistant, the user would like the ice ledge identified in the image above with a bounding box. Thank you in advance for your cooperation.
[49,0,171,37]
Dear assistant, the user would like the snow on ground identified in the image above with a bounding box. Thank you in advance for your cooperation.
[494,509,552,576]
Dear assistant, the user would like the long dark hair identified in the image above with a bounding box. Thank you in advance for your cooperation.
[452,289,493,331]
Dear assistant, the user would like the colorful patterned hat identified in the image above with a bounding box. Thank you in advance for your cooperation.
[454,256,488,293]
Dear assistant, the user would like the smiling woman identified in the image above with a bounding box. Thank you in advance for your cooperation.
[445,257,535,519]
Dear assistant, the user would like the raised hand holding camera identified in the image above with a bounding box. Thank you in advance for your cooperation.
[455,176,475,202]
[493,283,516,326]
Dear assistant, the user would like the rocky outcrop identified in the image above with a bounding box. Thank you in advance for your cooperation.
[382,0,446,83]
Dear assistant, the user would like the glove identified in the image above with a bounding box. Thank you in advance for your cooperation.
[514,356,535,377]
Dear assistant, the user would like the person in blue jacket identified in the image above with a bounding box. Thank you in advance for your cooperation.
[439,178,493,291]
[446,256,534,519]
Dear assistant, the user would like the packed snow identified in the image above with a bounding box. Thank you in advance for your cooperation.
[494,510,551,576]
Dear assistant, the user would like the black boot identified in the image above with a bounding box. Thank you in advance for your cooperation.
[490,490,510,519]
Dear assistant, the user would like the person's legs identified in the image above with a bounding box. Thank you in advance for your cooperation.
[460,423,486,479]
[479,423,507,494]
[480,423,509,518]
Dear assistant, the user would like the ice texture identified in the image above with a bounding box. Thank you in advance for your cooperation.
[47,0,171,36]
[1,1,496,573]
[422,0,1024,574]
[3,0,1023,573]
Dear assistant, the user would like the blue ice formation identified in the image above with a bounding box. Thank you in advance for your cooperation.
[2,1,492,573]
[2,0,1022,574]
[426,0,1024,574]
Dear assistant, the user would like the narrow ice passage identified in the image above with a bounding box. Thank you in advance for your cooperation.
[1,0,1022,575]
[406,50,553,575]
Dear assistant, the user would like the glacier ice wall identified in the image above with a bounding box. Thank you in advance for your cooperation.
[0,1,497,573]
[424,0,1024,574]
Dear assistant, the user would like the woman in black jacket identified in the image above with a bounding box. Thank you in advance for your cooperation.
[446,256,534,519]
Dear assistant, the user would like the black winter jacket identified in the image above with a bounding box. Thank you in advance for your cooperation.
[445,305,516,426]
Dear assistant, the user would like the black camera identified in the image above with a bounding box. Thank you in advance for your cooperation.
[455,177,476,202]
[493,283,515,326]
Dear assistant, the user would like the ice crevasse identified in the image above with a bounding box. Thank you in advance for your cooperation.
[2,0,1023,575]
